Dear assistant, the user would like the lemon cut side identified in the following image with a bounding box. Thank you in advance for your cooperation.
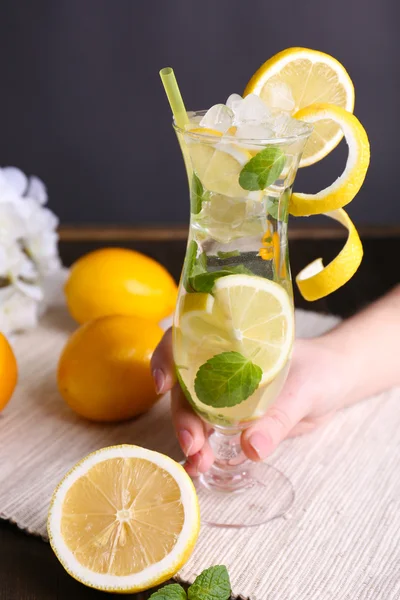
[48,445,200,594]
[244,47,355,166]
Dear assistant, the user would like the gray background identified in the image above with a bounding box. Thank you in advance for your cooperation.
[0,0,396,227]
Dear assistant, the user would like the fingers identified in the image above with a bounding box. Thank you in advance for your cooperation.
[184,439,214,476]
[171,384,207,457]
[286,412,334,438]
[150,328,175,394]
[241,375,310,461]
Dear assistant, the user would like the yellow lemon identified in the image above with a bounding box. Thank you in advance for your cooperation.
[65,248,177,324]
[57,315,163,422]
[48,445,200,593]
[244,47,355,166]
[0,333,17,411]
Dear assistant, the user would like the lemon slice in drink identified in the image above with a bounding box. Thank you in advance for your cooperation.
[188,143,252,197]
[47,445,200,594]
[181,275,294,385]
[244,47,355,167]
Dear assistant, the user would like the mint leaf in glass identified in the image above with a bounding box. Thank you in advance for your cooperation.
[191,174,209,214]
[266,196,279,220]
[195,351,263,408]
[190,264,253,294]
[149,583,187,599]
[182,240,199,292]
[184,243,253,293]
[188,565,231,600]
[239,146,286,191]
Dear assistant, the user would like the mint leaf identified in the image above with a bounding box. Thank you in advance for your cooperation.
[239,146,286,191]
[195,351,262,408]
[190,264,253,294]
[267,196,279,220]
[191,174,209,214]
[267,188,291,222]
[217,250,240,259]
[182,240,199,292]
[188,565,231,600]
[149,583,187,599]
[183,242,253,294]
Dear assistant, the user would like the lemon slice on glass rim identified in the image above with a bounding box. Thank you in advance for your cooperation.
[244,47,355,167]
[47,445,200,594]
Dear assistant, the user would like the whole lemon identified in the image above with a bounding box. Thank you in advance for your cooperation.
[0,333,18,411]
[57,315,163,422]
[64,248,177,324]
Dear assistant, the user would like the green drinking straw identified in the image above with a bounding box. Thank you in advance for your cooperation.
[159,67,189,128]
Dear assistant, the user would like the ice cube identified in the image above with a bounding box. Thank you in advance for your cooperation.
[285,118,309,136]
[235,122,274,140]
[262,81,295,113]
[271,111,309,139]
[234,94,272,124]
[199,104,234,133]
[271,112,292,136]
[226,93,243,113]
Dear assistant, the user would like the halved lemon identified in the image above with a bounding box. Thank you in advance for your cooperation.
[244,47,355,167]
[47,445,200,594]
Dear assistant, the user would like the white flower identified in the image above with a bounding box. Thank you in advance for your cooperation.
[2,166,28,196]
[0,287,39,336]
[26,175,48,205]
[0,166,61,335]
[0,244,42,299]
[0,202,25,246]
[0,167,60,277]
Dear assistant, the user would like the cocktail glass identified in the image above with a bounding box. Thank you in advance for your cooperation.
[173,113,312,527]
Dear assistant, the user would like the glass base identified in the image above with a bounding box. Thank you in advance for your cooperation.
[193,462,294,528]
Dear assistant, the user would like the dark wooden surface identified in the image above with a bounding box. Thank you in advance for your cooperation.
[1,236,399,600]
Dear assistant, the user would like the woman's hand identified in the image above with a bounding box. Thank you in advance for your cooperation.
[151,285,400,475]
[151,328,350,476]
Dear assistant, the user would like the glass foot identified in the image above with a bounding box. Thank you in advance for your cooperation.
[192,463,294,528]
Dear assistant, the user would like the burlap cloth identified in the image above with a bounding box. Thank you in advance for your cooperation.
[0,271,399,599]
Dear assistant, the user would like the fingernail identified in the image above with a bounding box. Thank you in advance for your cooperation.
[178,429,193,456]
[153,368,165,395]
[248,432,270,460]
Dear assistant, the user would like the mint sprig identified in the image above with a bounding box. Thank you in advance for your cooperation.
[190,264,253,294]
[149,566,231,600]
[188,565,231,600]
[182,241,206,292]
[239,146,286,191]
[266,188,290,223]
[191,174,209,215]
[149,583,187,599]
[183,241,253,294]
[195,351,262,408]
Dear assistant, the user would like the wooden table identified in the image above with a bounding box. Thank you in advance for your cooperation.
[0,236,398,599]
